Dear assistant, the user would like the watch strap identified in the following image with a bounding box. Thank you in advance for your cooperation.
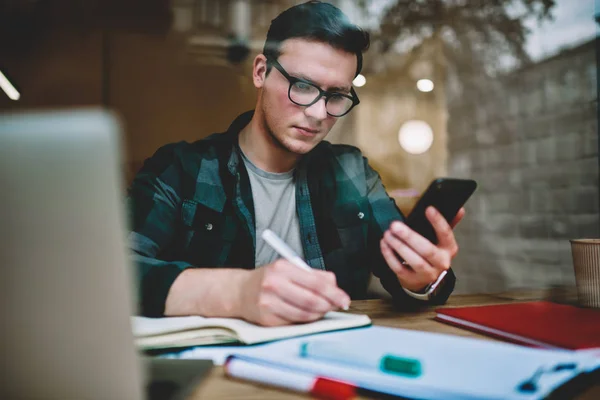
[402,270,448,301]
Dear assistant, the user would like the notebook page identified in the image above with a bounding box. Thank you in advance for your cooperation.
[132,316,209,337]
[135,328,238,348]
[132,312,370,344]
[218,311,371,344]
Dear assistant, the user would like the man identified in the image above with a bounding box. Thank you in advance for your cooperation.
[128,1,465,326]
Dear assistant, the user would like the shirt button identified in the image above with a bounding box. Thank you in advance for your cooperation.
[205,223,213,231]
[357,212,365,219]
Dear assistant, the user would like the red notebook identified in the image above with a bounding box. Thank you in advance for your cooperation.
[435,301,600,351]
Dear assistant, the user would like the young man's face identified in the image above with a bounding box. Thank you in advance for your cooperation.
[256,38,357,155]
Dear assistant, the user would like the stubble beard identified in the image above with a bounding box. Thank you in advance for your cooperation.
[265,120,294,154]
[262,102,304,156]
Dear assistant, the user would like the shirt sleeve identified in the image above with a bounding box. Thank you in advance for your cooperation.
[126,143,192,317]
[362,155,456,308]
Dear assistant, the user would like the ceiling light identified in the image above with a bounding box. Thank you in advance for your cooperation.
[416,79,434,92]
[398,120,434,154]
[353,74,366,87]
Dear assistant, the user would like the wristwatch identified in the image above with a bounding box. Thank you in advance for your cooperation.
[402,270,448,301]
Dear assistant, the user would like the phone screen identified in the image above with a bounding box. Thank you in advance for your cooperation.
[405,178,477,244]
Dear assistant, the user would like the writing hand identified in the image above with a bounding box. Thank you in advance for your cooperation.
[239,259,350,326]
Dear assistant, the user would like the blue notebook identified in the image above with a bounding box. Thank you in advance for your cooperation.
[172,326,600,399]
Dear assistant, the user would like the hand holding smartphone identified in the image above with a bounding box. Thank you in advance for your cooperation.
[404,178,477,244]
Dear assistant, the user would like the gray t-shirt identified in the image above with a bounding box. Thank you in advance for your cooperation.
[240,150,305,267]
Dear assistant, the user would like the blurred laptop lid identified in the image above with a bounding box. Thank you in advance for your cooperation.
[0,109,145,399]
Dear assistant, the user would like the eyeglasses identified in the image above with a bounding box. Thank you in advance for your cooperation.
[267,57,360,117]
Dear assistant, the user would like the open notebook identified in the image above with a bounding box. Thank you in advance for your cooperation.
[132,311,371,350]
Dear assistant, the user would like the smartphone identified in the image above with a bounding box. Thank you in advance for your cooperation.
[405,178,477,244]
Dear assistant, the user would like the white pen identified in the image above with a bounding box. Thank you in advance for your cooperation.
[261,229,349,310]
[261,229,313,272]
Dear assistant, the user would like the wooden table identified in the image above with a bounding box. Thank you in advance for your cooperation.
[188,291,599,399]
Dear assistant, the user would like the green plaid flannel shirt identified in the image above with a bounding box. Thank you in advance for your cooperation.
[128,111,455,316]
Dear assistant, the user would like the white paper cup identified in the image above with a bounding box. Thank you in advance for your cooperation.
[570,239,600,308]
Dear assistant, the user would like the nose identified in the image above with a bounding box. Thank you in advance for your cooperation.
[304,96,328,121]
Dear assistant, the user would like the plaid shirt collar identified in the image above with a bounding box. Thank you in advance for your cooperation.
[217,110,326,270]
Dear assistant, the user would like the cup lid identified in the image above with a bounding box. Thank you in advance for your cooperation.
[570,238,600,244]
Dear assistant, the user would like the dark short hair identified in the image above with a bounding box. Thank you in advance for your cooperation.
[263,1,370,77]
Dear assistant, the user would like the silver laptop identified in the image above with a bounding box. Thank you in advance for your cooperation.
[0,109,211,400]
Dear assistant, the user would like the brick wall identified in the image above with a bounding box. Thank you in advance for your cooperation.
[447,39,599,294]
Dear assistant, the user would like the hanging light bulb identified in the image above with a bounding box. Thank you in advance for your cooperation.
[398,120,434,154]
[416,79,434,92]
[353,74,366,87]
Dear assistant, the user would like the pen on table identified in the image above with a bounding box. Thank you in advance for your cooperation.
[261,229,349,311]
[224,354,392,400]
[300,340,422,378]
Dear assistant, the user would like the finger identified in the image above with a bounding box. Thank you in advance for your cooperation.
[388,221,450,272]
[256,294,294,326]
[260,314,291,327]
[298,273,350,310]
[272,261,350,310]
[380,239,409,276]
[267,276,333,314]
[381,240,430,291]
[451,208,466,228]
[383,229,438,280]
[425,207,458,255]
[307,271,351,310]
[268,295,325,324]
[389,220,438,254]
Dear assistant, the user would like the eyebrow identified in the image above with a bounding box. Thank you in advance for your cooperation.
[293,72,351,93]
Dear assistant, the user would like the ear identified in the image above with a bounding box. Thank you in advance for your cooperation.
[253,54,268,89]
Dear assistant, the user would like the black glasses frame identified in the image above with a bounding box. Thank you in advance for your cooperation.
[267,57,360,117]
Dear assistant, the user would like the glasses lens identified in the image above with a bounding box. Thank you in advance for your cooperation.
[326,95,354,116]
[289,80,355,117]
[289,82,320,105]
